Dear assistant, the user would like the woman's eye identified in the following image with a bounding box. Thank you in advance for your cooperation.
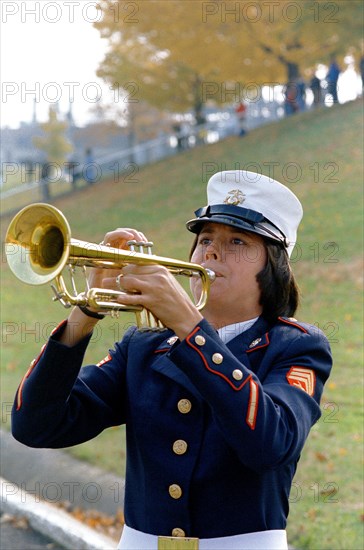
[199,238,211,246]
[232,238,246,245]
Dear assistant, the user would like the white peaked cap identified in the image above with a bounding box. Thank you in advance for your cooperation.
[186,171,303,257]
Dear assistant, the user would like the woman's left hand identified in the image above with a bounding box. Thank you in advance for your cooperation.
[102,264,203,339]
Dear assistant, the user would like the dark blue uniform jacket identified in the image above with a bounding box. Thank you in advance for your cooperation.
[12,316,332,538]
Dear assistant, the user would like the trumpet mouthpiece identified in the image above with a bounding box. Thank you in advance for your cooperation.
[206,268,216,282]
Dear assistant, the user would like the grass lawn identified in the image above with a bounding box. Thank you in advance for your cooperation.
[1,99,363,549]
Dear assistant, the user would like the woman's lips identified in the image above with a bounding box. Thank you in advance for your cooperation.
[202,264,223,278]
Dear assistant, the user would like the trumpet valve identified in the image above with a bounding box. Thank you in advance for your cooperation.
[127,240,154,254]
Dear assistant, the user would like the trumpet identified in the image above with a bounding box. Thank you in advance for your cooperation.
[5,203,215,329]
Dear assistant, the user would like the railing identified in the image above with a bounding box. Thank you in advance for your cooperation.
[0,100,285,217]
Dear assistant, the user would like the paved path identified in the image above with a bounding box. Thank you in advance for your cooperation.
[1,429,123,548]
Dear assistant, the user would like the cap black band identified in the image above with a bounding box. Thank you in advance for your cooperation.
[187,204,289,248]
[195,204,266,224]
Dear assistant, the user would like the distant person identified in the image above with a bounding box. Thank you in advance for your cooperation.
[84,148,98,184]
[326,56,340,104]
[173,123,190,150]
[283,82,298,116]
[40,162,51,201]
[235,101,247,136]
[173,123,183,151]
[310,74,322,107]
[67,158,81,188]
[359,56,364,93]
[295,77,306,111]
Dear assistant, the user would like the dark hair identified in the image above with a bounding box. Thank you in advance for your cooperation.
[189,234,300,323]
[256,241,300,323]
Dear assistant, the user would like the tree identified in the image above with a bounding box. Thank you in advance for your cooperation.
[94,0,363,119]
[33,107,73,199]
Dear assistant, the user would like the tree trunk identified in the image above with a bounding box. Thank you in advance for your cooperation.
[193,75,205,126]
[286,62,299,81]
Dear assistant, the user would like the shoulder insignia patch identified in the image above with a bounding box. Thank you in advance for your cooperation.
[97,354,112,367]
[286,367,316,396]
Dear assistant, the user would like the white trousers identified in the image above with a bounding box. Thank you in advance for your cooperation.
[118,524,288,550]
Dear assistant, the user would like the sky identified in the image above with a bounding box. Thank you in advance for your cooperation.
[1,1,362,130]
[1,1,111,128]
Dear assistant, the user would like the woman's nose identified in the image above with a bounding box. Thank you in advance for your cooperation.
[205,243,219,261]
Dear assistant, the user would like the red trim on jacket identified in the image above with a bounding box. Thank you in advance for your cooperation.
[278,317,308,333]
[50,319,68,336]
[246,378,259,429]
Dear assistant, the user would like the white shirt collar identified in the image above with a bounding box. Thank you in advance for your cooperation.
[217,318,259,344]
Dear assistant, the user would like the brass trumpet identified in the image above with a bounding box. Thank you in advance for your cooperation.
[5,203,215,329]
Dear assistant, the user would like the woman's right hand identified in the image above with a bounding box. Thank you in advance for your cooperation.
[87,227,149,291]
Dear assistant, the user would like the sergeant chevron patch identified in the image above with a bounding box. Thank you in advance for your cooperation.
[286,367,316,396]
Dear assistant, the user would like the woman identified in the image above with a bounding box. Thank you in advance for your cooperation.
[12,171,332,549]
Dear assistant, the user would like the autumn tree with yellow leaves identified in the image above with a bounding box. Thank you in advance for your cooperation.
[33,107,73,168]
[94,0,363,121]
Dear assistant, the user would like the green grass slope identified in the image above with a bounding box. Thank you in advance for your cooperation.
[1,99,363,549]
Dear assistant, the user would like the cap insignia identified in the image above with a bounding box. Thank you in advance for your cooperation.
[224,189,245,206]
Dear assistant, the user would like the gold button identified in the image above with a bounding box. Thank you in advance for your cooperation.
[169,484,182,499]
[177,399,192,414]
[172,528,186,537]
[195,335,206,346]
[173,440,188,455]
[212,353,223,364]
[232,369,243,381]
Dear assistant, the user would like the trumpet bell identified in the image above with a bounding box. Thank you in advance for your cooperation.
[5,203,214,328]
[5,203,71,285]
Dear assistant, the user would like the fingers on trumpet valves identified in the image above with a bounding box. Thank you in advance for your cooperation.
[116,273,124,290]
[101,229,149,251]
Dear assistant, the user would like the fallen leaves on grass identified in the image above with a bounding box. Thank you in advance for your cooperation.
[56,502,125,541]
[0,513,29,529]
[315,451,329,462]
